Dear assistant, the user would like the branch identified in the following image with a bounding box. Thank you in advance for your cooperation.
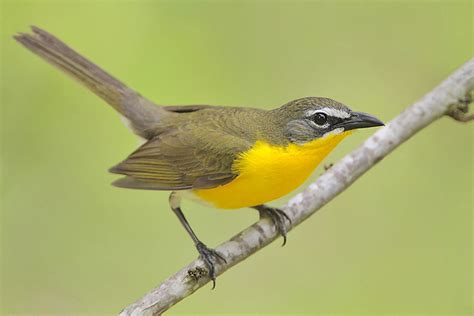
[120,59,474,316]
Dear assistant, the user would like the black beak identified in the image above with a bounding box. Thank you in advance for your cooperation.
[340,112,384,131]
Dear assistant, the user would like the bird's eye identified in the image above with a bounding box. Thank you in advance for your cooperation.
[313,112,328,125]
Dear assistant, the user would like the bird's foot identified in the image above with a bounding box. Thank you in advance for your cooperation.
[195,242,226,289]
[255,205,292,246]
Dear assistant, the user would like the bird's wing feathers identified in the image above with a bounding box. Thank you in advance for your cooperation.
[110,126,252,190]
[163,104,213,113]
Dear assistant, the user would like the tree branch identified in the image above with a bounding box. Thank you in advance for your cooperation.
[120,59,474,316]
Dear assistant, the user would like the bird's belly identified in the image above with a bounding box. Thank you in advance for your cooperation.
[193,132,350,209]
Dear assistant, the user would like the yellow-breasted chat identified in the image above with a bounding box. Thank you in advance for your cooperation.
[15,26,384,287]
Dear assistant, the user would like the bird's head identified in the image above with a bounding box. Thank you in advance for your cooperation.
[275,97,384,144]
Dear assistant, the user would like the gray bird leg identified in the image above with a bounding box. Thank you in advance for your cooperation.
[169,192,226,289]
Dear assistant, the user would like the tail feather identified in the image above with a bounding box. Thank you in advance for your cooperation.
[14,26,164,139]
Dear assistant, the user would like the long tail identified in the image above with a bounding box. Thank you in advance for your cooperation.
[14,26,165,139]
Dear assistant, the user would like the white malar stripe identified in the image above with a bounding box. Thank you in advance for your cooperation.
[323,127,344,137]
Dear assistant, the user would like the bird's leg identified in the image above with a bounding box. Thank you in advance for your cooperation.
[252,205,292,246]
[169,192,226,289]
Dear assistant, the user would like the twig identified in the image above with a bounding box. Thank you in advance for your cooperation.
[446,93,474,122]
[120,58,474,316]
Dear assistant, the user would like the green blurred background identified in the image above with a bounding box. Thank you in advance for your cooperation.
[1,0,472,315]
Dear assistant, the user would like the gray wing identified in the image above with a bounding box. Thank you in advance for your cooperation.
[109,127,251,190]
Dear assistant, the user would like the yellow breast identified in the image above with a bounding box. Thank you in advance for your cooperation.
[193,131,351,209]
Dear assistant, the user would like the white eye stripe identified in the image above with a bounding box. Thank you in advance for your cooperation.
[306,108,351,119]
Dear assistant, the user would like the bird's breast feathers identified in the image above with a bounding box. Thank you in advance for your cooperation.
[193,131,351,209]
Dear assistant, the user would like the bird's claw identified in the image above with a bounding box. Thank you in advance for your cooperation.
[257,206,292,246]
[195,242,226,289]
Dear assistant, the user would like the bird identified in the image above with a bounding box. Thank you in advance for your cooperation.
[15,26,384,288]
